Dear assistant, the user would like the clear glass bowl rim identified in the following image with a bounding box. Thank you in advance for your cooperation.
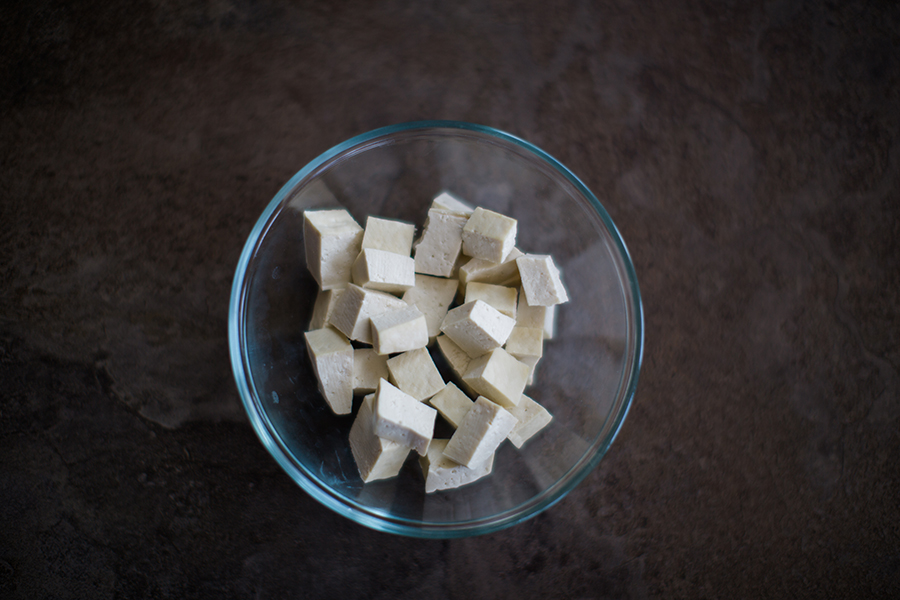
[228,120,644,538]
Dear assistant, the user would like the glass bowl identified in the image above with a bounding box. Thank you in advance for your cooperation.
[228,121,643,538]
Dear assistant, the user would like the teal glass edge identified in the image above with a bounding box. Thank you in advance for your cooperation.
[228,120,644,538]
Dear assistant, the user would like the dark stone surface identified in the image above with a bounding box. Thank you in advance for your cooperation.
[1,0,898,597]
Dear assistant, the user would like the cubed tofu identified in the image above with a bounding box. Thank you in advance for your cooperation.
[303,209,364,290]
[419,439,493,493]
[440,300,516,358]
[428,382,474,428]
[329,284,408,344]
[387,347,445,401]
[431,191,474,216]
[352,248,416,294]
[435,332,470,379]
[457,248,523,295]
[443,396,517,468]
[303,326,354,415]
[413,209,468,277]
[435,334,478,397]
[505,326,543,360]
[464,282,518,319]
[361,216,415,256]
[349,394,410,482]
[309,288,345,330]
[305,201,569,492]
[506,394,553,449]
[402,274,458,343]
[372,379,437,456]
[461,207,517,263]
[516,291,557,339]
[462,348,529,409]
[504,326,543,384]
[371,305,428,355]
[353,348,390,395]
[516,254,569,306]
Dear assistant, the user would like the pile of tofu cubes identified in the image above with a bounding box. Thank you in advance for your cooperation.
[302,192,568,493]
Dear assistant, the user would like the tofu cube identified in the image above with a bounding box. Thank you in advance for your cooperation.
[303,209,364,290]
[387,348,445,401]
[435,334,477,397]
[329,284,408,344]
[504,326,543,384]
[352,348,389,395]
[505,326,543,361]
[309,288,344,330]
[464,282,518,319]
[516,254,569,306]
[516,292,557,339]
[435,330,468,373]
[506,394,553,449]
[431,191,474,216]
[371,305,428,355]
[458,248,523,292]
[414,209,468,277]
[419,438,493,493]
[461,207,517,263]
[440,300,516,358]
[428,382,474,429]
[361,216,416,256]
[402,274,458,342]
[462,348,529,409]
[372,379,437,456]
[352,248,416,294]
[443,396,517,468]
[349,394,410,482]
[303,326,354,415]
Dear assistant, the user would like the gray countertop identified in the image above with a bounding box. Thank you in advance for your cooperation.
[2,1,898,597]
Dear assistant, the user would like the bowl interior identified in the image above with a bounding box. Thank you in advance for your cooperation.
[230,123,642,537]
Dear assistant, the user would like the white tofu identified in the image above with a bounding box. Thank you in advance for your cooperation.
[464,282,518,319]
[461,207,517,263]
[504,326,543,384]
[386,347,445,401]
[506,394,553,449]
[352,348,389,394]
[443,396,517,468]
[309,288,344,330]
[462,348,529,409]
[372,379,437,456]
[428,382,474,428]
[440,300,516,358]
[361,216,415,256]
[516,292,557,339]
[329,284,408,344]
[402,274,458,342]
[303,209,364,290]
[431,191,474,216]
[436,333,472,381]
[505,327,543,360]
[349,394,410,482]
[458,248,523,291]
[352,248,416,294]
[419,439,493,493]
[516,254,569,306]
[370,305,428,355]
[303,326,354,415]
[413,209,468,277]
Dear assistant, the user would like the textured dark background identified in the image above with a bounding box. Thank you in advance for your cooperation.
[2,0,899,598]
